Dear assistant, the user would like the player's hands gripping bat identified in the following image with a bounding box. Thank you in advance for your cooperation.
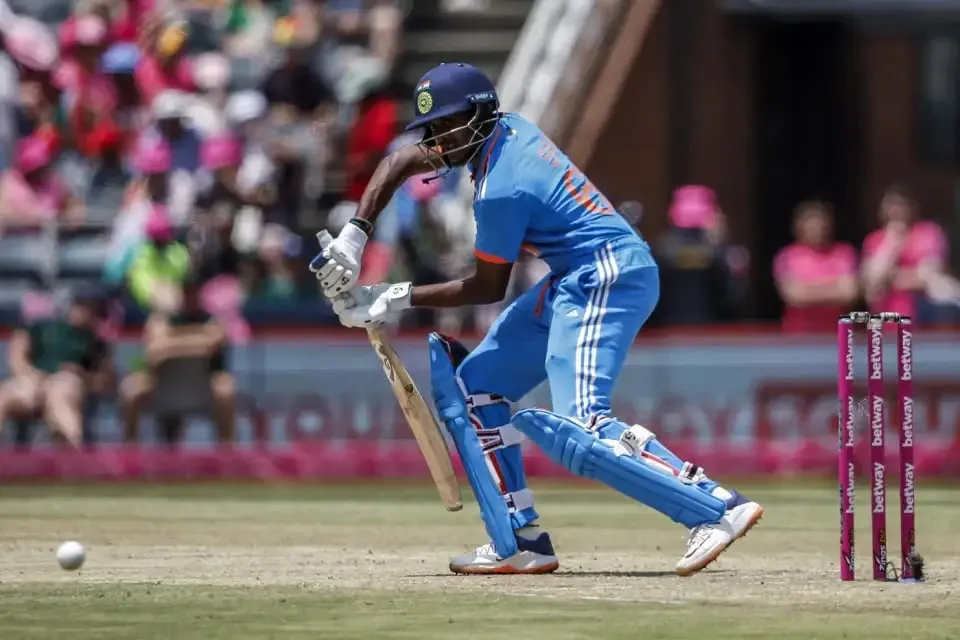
[315,230,412,328]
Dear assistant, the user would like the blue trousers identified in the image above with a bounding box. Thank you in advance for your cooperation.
[456,240,660,528]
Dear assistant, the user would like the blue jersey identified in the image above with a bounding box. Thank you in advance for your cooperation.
[469,113,650,273]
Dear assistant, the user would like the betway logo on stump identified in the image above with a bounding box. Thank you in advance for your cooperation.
[901,396,914,447]
[843,396,856,446]
[871,396,884,447]
[844,462,855,514]
[845,328,855,381]
[902,462,916,514]
[873,462,885,513]
[900,328,912,381]
[869,327,883,380]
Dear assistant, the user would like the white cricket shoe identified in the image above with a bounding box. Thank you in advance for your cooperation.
[676,489,764,577]
[449,528,560,575]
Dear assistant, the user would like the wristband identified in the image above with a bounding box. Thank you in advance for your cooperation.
[348,217,374,237]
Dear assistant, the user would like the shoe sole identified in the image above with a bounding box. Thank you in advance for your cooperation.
[449,559,560,575]
[675,505,765,577]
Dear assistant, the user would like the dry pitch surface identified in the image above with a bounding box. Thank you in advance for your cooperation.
[1,482,958,639]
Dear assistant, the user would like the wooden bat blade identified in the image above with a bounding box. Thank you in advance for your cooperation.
[367,328,462,511]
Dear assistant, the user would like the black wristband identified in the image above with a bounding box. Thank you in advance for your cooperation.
[348,217,374,236]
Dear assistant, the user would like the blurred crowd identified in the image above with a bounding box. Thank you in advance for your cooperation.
[0,0,508,447]
[773,184,960,332]
[648,182,960,332]
[0,0,420,445]
[0,0,410,330]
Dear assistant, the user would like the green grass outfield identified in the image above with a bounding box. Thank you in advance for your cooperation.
[1,482,958,639]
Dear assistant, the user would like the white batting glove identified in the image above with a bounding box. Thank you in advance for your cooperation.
[337,282,413,328]
[309,224,368,298]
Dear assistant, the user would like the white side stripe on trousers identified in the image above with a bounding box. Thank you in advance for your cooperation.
[574,243,620,419]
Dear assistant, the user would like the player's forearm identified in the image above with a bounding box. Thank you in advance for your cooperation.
[354,148,432,225]
[412,278,502,308]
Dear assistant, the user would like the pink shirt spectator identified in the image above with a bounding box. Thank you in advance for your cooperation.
[111,0,155,42]
[0,169,68,226]
[862,221,949,318]
[55,60,118,112]
[774,242,858,333]
[134,55,194,104]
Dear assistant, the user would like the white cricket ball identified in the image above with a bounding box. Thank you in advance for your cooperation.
[56,541,86,571]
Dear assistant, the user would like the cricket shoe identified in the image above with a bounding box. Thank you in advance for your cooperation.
[449,527,560,575]
[676,489,764,577]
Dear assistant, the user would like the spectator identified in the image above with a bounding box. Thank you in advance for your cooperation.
[250,222,301,300]
[221,0,278,59]
[862,184,953,321]
[0,134,82,229]
[126,209,191,313]
[225,89,276,207]
[1,15,60,167]
[652,186,748,326]
[92,0,143,44]
[120,275,236,445]
[260,26,333,117]
[342,58,393,207]
[56,14,116,159]
[100,41,146,132]
[143,90,201,223]
[146,90,201,173]
[0,286,109,447]
[367,0,403,74]
[6,17,63,145]
[197,131,246,209]
[259,29,334,225]
[85,119,129,216]
[104,135,172,284]
[190,51,231,113]
[318,0,369,89]
[192,134,244,287]
[134,13,194,104]
[773,201,858,333]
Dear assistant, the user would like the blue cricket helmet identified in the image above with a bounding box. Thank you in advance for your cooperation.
[405,62,499,132]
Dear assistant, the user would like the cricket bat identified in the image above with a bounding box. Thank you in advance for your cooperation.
[313,230,461,511]
[366,327,463,511]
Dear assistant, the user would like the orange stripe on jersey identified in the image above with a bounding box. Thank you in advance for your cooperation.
[475,248,509,264]
[561,167,614,215]
[521,243,541,257]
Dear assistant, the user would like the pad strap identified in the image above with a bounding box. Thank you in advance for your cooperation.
[504,488,535,513]
[612,423,708,485]
[679,462,706,485]
[457,378,506,409]
[614,424,656,456]
[475,424,525,453]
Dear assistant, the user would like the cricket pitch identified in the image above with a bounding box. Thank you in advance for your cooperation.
[1,482,958,639]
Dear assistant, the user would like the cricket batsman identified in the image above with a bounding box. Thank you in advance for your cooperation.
[310,63,763,576]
